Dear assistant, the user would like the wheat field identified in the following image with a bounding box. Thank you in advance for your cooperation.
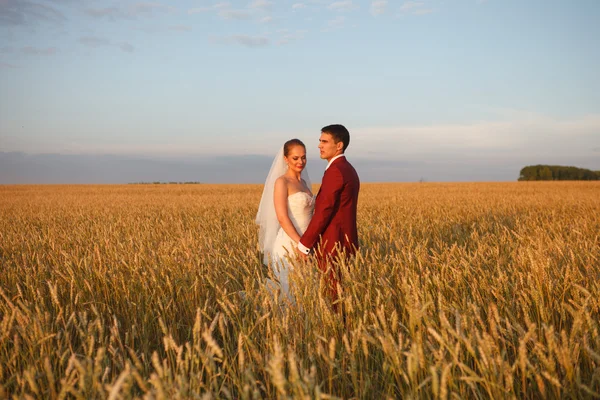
[0,182,599,399]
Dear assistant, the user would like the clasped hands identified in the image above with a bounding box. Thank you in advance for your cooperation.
[295,245,309,260]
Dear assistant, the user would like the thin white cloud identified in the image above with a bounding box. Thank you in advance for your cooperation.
[218,9,252,20]
[188,7,208,14]
[328,0,356,12]
[413,8,435,15]
[0,61,19,69]
[370,0,388,16]
[22,46,58,55]
[292,3,306,10]
[323,15,346,31]
[17,113,597,161]
[6,111,598,179]
[190,4,222,14]
[130,2,174,16]
[398,1,436,15]
[86,2,174,19]
[399,1,424,12]
[79,36,134,53]
[211,35,270,47]
[133,24,193,33]
[79,36,111,48]
[120,42,135,53]
[277,29,307,45]
[119,42,135,53]
[188,1,232,14]
[0,0,67,26]
[259,15,273,23]
[85,7,125,20]
[168,24,192,31]
[350,113,600,159]
[249,0,273,10]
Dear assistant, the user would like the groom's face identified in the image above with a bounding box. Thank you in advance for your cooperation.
[318,132,343,161]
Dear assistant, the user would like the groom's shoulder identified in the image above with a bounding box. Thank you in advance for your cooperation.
[333,157,357,175]
[339,156,356,170]
[341,158,359,179]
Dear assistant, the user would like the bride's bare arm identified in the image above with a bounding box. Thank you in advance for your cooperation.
[273,177,302,243]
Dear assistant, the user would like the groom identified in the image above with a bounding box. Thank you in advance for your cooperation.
[296,124,360,310]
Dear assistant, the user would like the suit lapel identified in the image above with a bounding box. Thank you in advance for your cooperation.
[317,156,345,199]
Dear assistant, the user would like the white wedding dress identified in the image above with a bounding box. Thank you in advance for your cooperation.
[256,146,314,303]
[269,191,314,300]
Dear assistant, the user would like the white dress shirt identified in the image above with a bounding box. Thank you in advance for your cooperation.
[297,154,346,254]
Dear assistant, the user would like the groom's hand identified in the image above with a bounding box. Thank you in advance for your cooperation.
[295,247,308,260]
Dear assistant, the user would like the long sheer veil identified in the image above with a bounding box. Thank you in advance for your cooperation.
[255,147,312,265]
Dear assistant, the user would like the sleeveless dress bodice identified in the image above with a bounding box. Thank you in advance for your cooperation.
[283,191,314,234]
[273,192,314,258]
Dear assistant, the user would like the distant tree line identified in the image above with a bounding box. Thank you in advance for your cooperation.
[519,165,600,181]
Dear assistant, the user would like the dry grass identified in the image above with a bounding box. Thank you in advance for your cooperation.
[0,182,599,399]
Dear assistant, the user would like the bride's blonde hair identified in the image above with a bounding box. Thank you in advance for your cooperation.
[283,138,305,156]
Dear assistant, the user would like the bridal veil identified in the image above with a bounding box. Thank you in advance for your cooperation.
[255,147,312,265]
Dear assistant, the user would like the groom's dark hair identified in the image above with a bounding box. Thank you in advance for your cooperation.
[322,124,350,152]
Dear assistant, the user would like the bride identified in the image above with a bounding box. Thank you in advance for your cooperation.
[256,139,314,301]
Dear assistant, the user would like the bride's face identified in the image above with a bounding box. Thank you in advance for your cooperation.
[285,146,307,173]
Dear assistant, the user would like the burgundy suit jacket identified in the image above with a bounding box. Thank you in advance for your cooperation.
[301,156,360,259]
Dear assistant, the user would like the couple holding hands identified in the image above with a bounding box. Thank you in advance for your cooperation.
[256,124,360,310]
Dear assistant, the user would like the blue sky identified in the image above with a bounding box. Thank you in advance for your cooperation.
[1,0,599,182]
